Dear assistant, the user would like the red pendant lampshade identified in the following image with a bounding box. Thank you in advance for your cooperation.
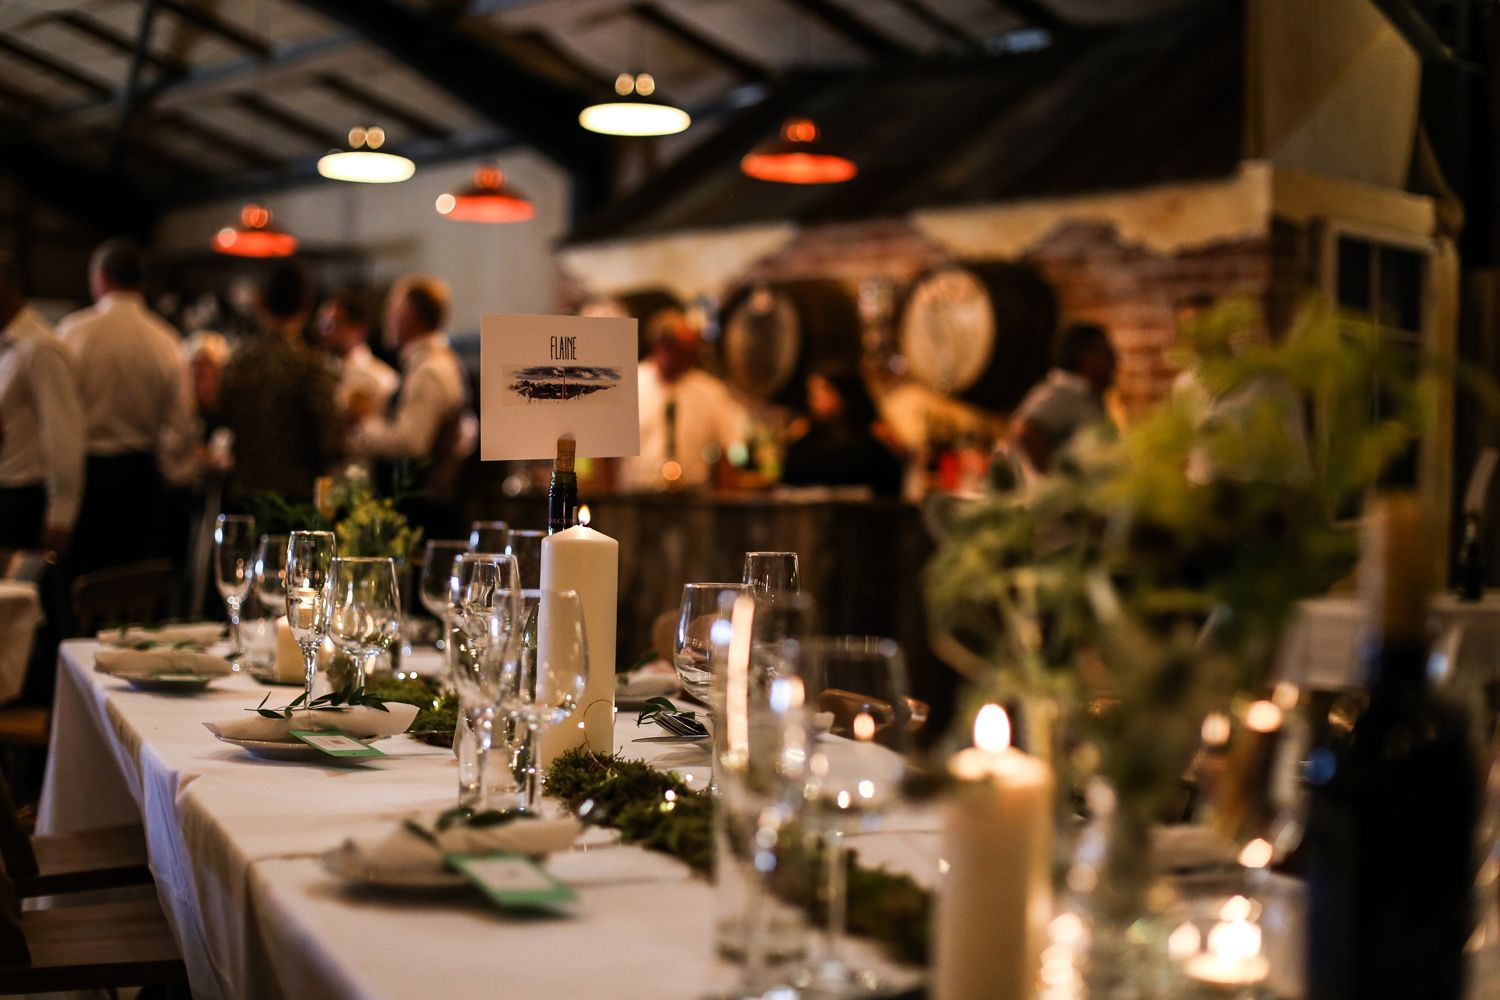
[740,118,857,185]
[212,204,298,257]
[435,165,535,223]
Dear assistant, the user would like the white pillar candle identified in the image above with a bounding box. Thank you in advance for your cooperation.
[273,617,304,683]
[935,704,1054,1000]
[538,510,618,766]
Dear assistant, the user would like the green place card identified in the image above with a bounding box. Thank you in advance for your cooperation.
[289,729,386,758]
[446,853,576,910]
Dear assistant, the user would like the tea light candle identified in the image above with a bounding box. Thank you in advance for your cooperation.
[1185,896,1270,988]
[935,705,1054,1000]
[538,507,618,766]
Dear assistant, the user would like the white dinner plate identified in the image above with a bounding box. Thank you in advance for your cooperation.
[116,673,219,693]
[213,734,386,762]
[319,844,468,891]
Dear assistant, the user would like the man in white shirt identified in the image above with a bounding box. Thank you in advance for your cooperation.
[0,259,85,553]
[618,311,749,491]
[1004,322,1117,479]
[57,240,192,571]
[317,290,398,422]
[349,275,471,533]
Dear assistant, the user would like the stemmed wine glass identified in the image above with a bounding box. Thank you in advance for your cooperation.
[744,551,800,598]
[447,552,522,811]
[505,588,588,812]
[214,514,257,657]
[285,530,336,703]
[420,541,469,651]
[469,520,511,554]
[675,583,753,705]
[327,556,402,694]
[254,534,289,616]
[799,636,911,997]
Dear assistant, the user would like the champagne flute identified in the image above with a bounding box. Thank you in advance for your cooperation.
[468,520,511,554]
[214,514,257,657]
[506,588,588,812]
[254,533,289,616]
[799,636,910,997]
[744,551,800,598]
[327,557,402,694]
[447,552,522,811]
[286,530,336,703]
[420,540,469,651]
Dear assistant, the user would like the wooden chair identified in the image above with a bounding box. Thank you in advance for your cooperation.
[0,768,150,899]
[0,550,60,793]
[70,559,176,637]
[0,872,188,995]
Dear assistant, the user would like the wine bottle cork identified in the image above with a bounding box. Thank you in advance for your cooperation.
[555,435,576,473]
[1359,494,1433,642]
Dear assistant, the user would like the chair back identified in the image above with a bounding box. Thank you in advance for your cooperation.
[70,559,175,637]
[0,771,37,887]
[0,873,25,967]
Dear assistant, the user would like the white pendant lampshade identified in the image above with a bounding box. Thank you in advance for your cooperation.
[579,72,691,137]
[317,126,415,184]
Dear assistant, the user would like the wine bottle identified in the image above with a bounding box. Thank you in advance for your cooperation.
[1459,511,1485,602]
[547,436,578,535]
[1302,496,1477,1000]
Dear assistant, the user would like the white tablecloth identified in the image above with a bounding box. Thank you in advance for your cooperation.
[37,640,933,999]
[0,579,42,704]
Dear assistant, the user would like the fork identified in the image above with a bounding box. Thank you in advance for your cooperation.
[654,713,708,738]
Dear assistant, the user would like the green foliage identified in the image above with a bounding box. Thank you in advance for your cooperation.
[333,480,422,561]
[241,493,330,536]
[247,683,390,719]
[365,675,457,744]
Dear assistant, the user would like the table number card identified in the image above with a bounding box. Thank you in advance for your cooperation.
[447,853,577,910]
[479,314,641,461]
[290,730,387,758]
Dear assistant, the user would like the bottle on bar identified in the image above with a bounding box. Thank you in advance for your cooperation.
[1458,510,1485,602]
[1302,495,1477,1000]
[548,436,578,536]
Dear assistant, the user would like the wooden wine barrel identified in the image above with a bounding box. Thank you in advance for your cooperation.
[719,279,863,409]
[579,288,684,358]
[898,262,1059,412]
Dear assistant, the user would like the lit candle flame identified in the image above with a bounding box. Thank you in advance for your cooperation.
[578,505,591,527]
[975,703,1010,752]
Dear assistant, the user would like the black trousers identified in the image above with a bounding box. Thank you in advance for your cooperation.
[71,452,166,574]
[0,483,45,549]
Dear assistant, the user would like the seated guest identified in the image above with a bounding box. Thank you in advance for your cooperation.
[318,290,398,422]
[1004,322,1117,478]
[0,257,85,552]
[617,310,749,491]
[782,364,904,499]
[348,275,470,534]
[219,265,342,504]
[58,239,193,571]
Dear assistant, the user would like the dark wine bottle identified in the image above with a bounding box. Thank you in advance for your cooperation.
[1302,496,1477,1000]
[1459,511,1485,602]
[547,436,578,536]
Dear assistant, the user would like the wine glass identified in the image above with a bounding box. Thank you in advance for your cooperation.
[799,636,911,996]
[286,530,336,703]
[506,588,588,812]
[447,552,522,811]
[675,583,752,704]
[327,557,402,694]
[744,551,800,598]
[254,533,289,616]
[506,529,547,590]
[469,520,511,554]
[420,540,469,651]
[214,514,257,657]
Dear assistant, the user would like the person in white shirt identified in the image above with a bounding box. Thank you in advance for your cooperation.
[1003,322,1117,479]
[349,275,471,534]
[317,291,398,422]
[57,240,193,571]
[0,259,85,553]
[617,311,749,491]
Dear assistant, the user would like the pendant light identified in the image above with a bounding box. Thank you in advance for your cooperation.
[579,72,691,137]
[741,118,857,184]
[435,165,535,223]
[212,204,297,257]
[317,126,415,184]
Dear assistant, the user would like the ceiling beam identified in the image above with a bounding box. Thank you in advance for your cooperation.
[230,92,345,149]
[53,10,187,77]
[157,0,272,57]
[0,34,112,98]
[287,0,613,206]
[988,0,1064,31]
[155,110,283,168]
[888,0,982,52]
[110,0,164,175]
[0,125,157,236]
[312,72,453,139]
[772,0,915,59]
[626,3,770,82]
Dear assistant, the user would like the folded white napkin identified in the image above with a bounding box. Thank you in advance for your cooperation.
[332,814,582,881]
[206,702,418,743]
[96,649,234,678]
[98,622,225,647]
[615,662,681,702]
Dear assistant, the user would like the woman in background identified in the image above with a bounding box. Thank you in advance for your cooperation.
[782,364,904,498]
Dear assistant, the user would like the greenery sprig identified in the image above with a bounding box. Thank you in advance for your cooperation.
[635,696,702,729]
[365,675,458,745]
[248,683,390,720]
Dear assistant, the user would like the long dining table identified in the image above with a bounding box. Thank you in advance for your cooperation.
[36,638,935,1000]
